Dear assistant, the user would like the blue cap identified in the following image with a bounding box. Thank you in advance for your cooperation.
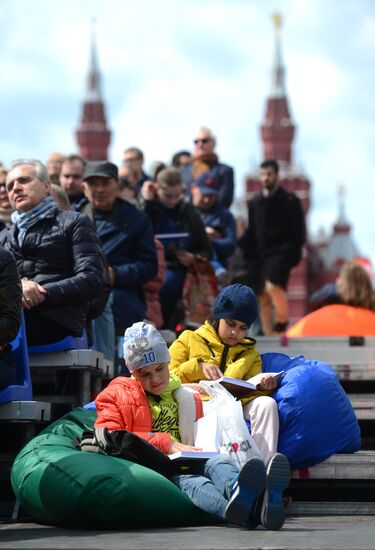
[195,172,219,195]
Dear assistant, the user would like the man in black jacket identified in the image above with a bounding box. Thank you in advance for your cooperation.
[241,160,306,335]
[81,161,158,348]
[0,159,105,346]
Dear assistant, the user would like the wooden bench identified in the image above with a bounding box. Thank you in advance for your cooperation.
[256,336,375,421]
[256,336,375,382]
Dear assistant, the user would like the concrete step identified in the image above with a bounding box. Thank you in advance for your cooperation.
[292,451,375,480]
[287,501,375,516]
[350,395,375,420]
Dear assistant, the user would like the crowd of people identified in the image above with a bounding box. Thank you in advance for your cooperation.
[5,126,369,531]
[0,127,310,362]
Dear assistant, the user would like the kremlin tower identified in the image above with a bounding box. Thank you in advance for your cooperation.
[245,14,311,324]
[308,186,362,298]
[76,26,111,160]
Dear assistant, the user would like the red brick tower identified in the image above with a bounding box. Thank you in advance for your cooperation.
[245,14,311,324]
[76,27,111,160]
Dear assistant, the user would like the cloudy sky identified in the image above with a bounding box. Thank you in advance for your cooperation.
[0,0,374,260]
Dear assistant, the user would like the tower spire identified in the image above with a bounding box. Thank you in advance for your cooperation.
[260,12,295,166]
[333,184,351,237]
[86,18,102,102]
[75,20,111,161]
[271,13,286,97]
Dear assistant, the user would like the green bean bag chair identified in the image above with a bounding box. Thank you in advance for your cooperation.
[11,407,213,528]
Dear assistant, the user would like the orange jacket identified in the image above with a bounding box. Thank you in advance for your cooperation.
[95,375,203,454]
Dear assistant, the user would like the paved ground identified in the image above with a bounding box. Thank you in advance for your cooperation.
[1,516,375,549]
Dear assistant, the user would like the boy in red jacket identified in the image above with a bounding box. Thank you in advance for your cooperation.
[95,321,271,528]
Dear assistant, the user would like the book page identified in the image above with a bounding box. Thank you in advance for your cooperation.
[247,371,285,387]
[169,450,218,460]
[218,371,286,398]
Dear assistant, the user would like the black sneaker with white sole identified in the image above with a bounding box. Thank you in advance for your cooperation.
[225,457,266,528]
[260,453,291,530]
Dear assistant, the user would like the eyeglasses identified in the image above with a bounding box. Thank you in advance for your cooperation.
[193,138,210,145]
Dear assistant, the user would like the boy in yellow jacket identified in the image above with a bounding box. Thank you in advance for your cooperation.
[169,283,285,470]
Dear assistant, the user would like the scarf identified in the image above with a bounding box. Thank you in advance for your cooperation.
[191,153,219,180]
[11,195,58,245]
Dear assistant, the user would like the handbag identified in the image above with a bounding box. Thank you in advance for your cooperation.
[182,257,218,326]
[197,381,262,468]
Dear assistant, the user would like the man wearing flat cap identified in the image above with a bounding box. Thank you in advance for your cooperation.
[80,161,158,352]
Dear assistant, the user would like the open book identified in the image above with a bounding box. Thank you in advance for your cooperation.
[155,233,189,255]
[169,450,218,461]
[217,371,286,398]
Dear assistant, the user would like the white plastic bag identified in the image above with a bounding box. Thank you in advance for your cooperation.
[198,380,262,468]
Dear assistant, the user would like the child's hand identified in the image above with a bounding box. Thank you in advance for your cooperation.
[199,362,223,380]
[169,440,202,454]
[185,383,209,396]
[258,374,279,391]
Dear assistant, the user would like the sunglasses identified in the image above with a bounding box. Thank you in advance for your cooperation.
[194,138,210,145]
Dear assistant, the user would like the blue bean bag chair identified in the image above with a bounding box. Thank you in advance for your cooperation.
[261,352,361,469]
[11,407,213,528]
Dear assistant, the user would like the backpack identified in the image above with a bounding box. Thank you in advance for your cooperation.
[76,427,178,479]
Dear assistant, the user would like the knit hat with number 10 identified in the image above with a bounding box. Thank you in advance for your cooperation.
[123,321,170,373]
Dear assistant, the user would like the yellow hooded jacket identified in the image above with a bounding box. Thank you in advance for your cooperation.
[169,321,272,404]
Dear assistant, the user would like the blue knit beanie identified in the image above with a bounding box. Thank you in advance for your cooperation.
[213,284,258,326]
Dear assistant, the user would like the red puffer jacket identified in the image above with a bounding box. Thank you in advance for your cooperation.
[95,376,203,454]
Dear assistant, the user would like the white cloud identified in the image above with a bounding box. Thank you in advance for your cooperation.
[0,0,374,262]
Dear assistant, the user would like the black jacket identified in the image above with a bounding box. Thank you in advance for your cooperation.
[143,199,212,268]
[78,198,158,330]
[0,247,22,345]
[241,186,306,288]
[0,209,105,336]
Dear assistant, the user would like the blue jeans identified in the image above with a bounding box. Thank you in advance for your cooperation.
[171,455,238,520]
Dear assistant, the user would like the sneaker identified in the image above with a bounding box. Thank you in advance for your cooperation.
[260,453,291,530]
[225,458,266,528]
